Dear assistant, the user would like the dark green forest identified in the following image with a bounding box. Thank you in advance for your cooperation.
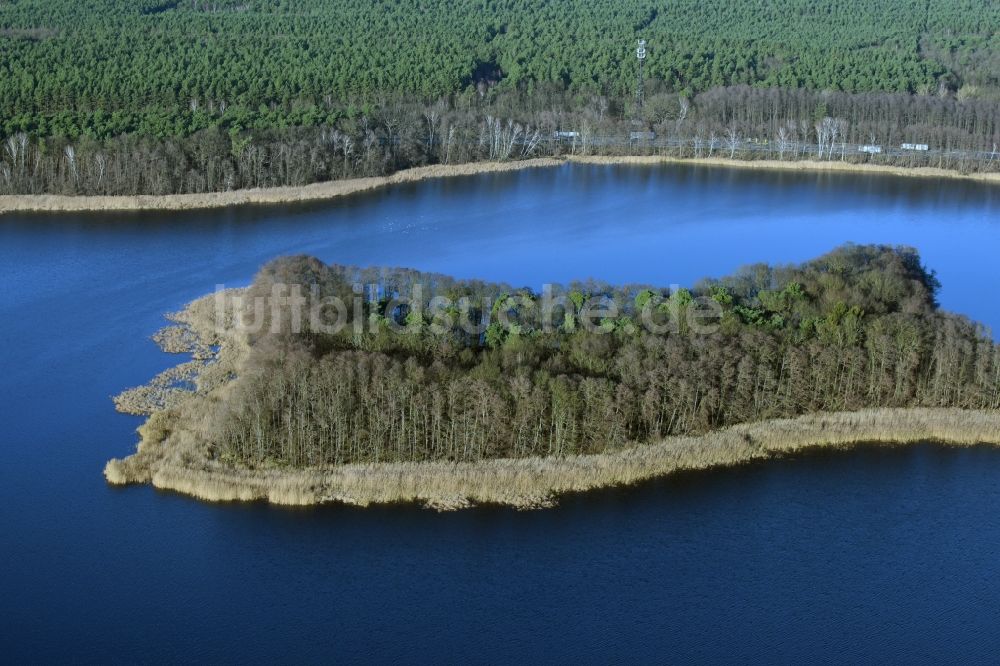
[2,0,998,138]
[203,246,1000,468]
[2,0,998,194]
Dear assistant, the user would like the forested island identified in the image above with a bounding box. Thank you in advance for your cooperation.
[1,0,999,199]
[106,245,1000,509]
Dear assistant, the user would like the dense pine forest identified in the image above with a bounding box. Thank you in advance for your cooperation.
[196,246,1000,468]
[1,0,999,195]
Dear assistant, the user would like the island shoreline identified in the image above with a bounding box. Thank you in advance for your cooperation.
[104,266,1000,511]
[106,407,1000,511]
[5,155,999,214]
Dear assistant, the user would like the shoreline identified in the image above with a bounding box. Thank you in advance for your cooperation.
[0,158,562,214]
[5,155,999,214]
[106,407,1000,510]
[570,155,1000,183]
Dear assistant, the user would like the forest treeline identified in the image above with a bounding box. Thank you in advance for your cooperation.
[2,0,998,138]
[3,85,999,196]
[1,0,998,195]
[197,245,1000,468]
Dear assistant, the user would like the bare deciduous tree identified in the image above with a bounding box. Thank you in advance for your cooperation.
[725,125,740,158]
[776,126,789,160]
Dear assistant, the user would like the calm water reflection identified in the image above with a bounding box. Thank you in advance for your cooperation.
[1,164,998,662]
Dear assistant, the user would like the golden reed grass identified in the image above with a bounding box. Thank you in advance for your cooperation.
[5,155,998,214]
[106,407,1000,510]
[0,158,564,213]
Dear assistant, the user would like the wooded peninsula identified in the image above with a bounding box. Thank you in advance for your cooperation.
[106,245,1000,509]
[1,0,999,199]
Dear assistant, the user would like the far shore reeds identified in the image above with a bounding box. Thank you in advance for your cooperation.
[5,155,999,214]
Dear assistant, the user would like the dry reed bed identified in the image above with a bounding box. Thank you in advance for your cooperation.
[570,155,1000,183]
[0,158,564,213]
[113,289,249,415]
[5,155,998,214]
[106,407,1000,510]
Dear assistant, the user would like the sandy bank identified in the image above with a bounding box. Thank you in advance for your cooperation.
[5,155,998,214]
[105,408,1000,510]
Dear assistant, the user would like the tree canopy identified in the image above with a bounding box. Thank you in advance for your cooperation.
[1,0,997,140]
[187,245,1000,468]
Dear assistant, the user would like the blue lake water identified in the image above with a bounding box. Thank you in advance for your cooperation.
[1,163,999,662]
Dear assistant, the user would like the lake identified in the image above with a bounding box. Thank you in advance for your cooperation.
[1,163,999,662]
